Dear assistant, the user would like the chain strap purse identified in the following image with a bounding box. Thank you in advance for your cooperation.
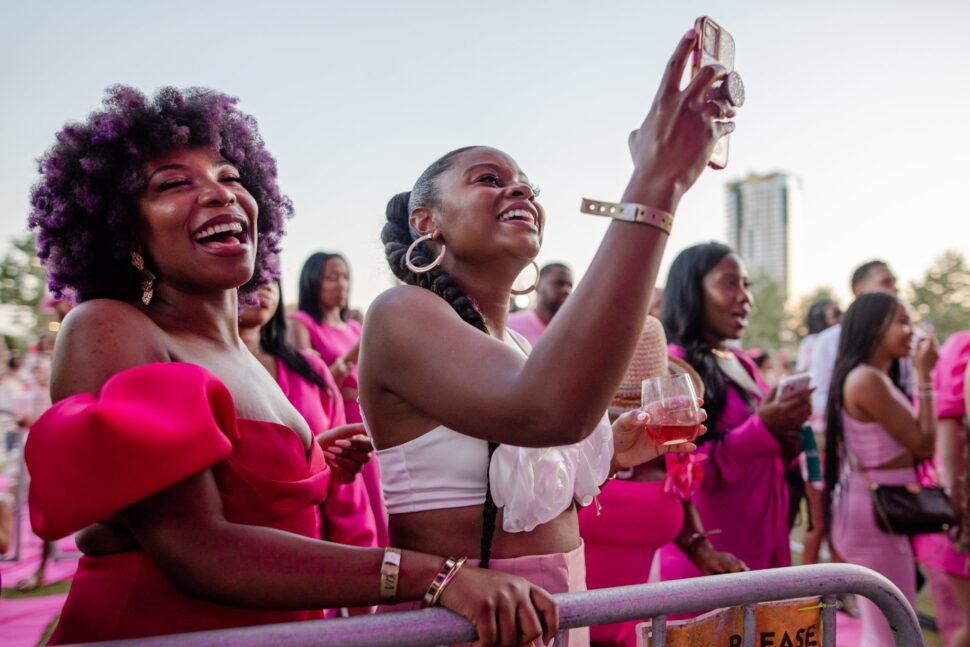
[850,449,956,536]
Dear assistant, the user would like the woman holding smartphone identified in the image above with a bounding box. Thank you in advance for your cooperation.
[359,30,736,646]
[824,292,938,647]
[655,242,811,585]
[24,85,560,645]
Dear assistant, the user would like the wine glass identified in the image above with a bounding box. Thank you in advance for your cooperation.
[640,373,701,445]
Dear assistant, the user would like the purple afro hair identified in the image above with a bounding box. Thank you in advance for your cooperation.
[28,85,293,303]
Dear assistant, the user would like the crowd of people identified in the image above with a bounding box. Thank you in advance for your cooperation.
[1,25,968,647]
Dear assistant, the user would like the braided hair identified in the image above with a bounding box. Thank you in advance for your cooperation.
[381,146,503,567]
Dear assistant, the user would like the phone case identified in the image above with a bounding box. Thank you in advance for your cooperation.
[691,16,736,169]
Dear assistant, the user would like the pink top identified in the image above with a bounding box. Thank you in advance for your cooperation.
[842,386,911,468]
[934,331,970,420]
[288,311,362,422]
[507,310,547,347]
[659,344,791,580]
[915,332,970,577]
[276,354,378,549]
[25,363,330,643]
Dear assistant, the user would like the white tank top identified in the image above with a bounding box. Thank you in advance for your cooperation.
[374,332,614,533]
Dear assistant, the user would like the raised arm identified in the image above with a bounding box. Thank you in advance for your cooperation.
[366,32,736,447]
[851,362,936,460]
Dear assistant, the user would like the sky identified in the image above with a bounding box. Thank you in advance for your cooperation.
[1,0,967,314]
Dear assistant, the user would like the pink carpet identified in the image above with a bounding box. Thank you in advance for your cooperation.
[836,610,862,645]
[0,594,67,647]
[2,470,77,647]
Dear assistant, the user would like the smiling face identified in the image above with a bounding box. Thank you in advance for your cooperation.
[137,147,259,296]
[415,147,544,266]
[878,301,914,359]
[701,253,753,341]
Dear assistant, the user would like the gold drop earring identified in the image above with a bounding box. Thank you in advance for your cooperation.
[130,251,155,305]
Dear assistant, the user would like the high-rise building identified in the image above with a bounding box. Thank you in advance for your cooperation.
[725,172,797,298]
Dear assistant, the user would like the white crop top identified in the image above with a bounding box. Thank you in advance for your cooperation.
[374,333,614,533]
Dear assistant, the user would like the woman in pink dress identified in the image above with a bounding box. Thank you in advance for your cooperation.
[656,243,811,583]
[239,278,377,553]
[825,292,939,647]
[360,31,738,646]
[915,330,970,647]
[24,85,558,645]
[290,251,388,545]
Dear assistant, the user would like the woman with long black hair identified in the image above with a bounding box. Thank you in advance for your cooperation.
[655,242,811,583]
[824,292,938,647]
[289,251,388,546]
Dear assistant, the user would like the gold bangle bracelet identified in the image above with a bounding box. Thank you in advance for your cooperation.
[379,547,402,604]
[421,556,467,607]
[580,198,673,235]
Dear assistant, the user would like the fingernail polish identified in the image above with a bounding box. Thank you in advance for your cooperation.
[335,439,352,447]
[330,446,343,455]
[636,412,648,422]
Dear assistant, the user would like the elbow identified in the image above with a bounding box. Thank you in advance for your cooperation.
[518,408,595,447]
[914,442,936,462]
[158,554,213,600]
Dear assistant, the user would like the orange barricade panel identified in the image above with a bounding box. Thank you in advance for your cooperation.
[637,597,824,647]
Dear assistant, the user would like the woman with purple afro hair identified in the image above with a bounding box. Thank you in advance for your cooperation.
[23,86,559,644]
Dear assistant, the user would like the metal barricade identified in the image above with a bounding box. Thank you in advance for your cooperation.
[72,562,923,647]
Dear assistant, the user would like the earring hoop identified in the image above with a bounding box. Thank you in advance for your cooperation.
[405,233,446,274]
[511,260,540,296]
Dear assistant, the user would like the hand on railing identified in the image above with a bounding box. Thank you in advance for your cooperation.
[439,567,559,646]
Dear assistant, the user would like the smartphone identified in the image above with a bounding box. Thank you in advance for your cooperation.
[776,373,811,403]
[690,16,736,169]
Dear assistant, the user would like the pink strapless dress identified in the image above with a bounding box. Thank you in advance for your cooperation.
[25,363,330,644]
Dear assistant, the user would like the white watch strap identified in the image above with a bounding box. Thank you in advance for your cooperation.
[580,198,673,234]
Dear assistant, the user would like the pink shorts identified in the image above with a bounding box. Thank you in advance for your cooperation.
[381,542,588,646]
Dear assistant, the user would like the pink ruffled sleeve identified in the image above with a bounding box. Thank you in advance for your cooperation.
[26,363,239,540]
[934,332,970,420]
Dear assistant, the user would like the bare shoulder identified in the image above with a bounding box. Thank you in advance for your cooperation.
[364,285,454,332]
[53,300,170,400]
[844,365,889,391]
[844,365,895,410]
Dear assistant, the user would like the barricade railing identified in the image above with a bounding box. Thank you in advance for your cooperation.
[71,563,923,647]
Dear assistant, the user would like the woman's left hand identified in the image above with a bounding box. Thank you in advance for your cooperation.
[690,543,749,575]
[611,403,706,470]
[317,423,373,483]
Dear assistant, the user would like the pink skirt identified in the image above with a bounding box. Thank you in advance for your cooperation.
[831,468,918,647]
[381,542,588,646]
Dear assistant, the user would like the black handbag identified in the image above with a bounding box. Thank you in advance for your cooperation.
[849,447,956,536]
[869,482,957,536]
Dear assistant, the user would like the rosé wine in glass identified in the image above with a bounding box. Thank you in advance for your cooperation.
[641,374,701,445]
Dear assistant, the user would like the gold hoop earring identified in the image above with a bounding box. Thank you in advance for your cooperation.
[131,251,155,305]
[511,260,540,296]
[405,232,446,274]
